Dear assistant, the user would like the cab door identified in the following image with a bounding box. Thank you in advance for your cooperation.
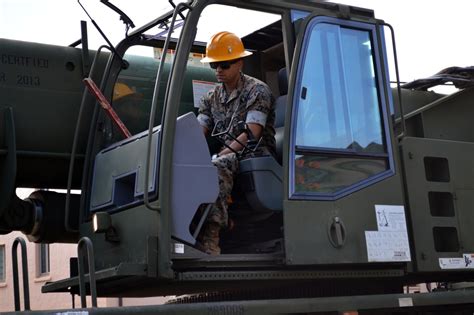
[284,15,408,265]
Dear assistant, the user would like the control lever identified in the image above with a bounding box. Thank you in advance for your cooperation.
[210,119,262,159]
[211,117,244,156]
[237,120,256,141]
[237,121,262,155]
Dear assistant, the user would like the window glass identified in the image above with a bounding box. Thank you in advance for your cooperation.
[110,4,280,141]
[113,46,162,137]
[38,243,50,276]
[0,245,5,282]
[112,45,216,139]
[295,23,384,153]
[295,155,387,193]
[292,21,390,197]
[291,10,310,22]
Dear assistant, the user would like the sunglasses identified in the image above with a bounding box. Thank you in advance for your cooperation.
[210,59,240,70]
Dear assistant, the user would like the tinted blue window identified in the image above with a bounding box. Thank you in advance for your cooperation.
[291,10,309,22]
[292,21,391,197]
[295,23,384,153]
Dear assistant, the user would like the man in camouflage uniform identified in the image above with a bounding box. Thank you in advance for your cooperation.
[197,31,275,255]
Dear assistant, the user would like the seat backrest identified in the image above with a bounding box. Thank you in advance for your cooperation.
[274,68,288,164]
[231,68,287,215]
[274,95,286,164]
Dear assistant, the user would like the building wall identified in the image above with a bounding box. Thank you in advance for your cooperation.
[0,231,168,312]
[0,231,91,311]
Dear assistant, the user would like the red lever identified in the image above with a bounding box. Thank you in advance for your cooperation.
[83,78,132,139]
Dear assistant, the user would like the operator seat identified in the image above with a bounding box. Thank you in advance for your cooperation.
[275,67,288,164]
[234,68,287,213]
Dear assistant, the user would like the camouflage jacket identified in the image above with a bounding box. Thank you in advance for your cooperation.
[197,73,276,157]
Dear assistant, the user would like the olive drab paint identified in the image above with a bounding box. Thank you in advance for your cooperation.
[1,0,474,313]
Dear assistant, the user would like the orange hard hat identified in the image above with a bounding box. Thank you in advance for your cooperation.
[201,31,252,63]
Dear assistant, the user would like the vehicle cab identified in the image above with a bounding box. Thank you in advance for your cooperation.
[44,0,406,297]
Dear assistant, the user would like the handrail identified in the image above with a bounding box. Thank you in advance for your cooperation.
[12,237,30,311]
[144,2,192,211]
[77,237,98,308]
[65,45,112,233]
[381,22,406,138]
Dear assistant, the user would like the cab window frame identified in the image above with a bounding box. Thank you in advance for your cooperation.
[289,16,395,201]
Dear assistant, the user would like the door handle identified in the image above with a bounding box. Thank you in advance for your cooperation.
[328,216,346,248]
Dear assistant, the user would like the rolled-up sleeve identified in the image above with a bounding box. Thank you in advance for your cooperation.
[197,90,214,130]
[197,113,212,129]
[245,85,273,127]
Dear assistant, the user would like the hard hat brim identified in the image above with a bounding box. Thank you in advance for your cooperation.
[201,50,253,63]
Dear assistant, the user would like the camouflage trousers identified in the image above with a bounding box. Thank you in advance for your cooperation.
[208,152,239,228]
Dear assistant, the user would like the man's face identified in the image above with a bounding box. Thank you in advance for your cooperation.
[211,59,242,84]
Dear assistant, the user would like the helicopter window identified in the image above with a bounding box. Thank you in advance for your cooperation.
[291,19,393,198]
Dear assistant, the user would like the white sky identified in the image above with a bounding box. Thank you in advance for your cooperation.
[1,0,473,83]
